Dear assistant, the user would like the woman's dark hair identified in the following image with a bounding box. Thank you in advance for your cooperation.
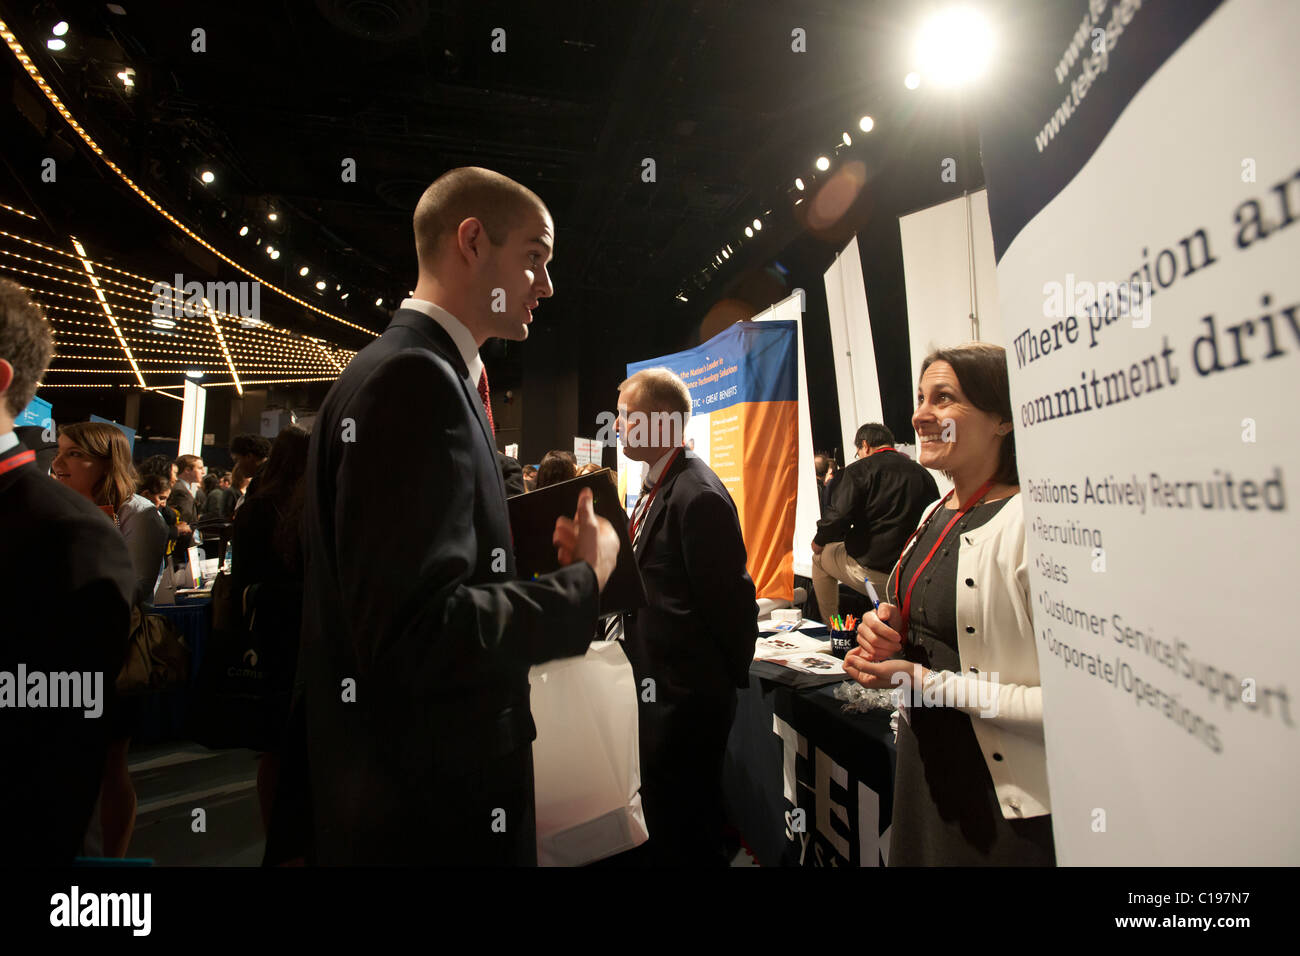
[137,454,173,480]
[248,425,311,570]
[137,473,171,499]
[536,450,577,489]
[203,473,221,493]
[919,342,1017,485]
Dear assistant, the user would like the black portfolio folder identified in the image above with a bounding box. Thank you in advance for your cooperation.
[506,468,646,618]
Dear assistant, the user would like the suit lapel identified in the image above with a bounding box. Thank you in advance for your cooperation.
[389,309,499,469]
[635,451,687,563]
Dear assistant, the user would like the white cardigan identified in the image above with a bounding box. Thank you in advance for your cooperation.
[890,493,1050,820]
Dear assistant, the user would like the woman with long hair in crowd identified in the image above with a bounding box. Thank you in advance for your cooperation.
[230,424,311,830]
[51,421,169,857]
[844,342,1052,865]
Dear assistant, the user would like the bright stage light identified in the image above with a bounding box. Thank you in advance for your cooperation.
[47,38,66,51]
[904,72,921,90]
[270,249,280,260]
[239,225,250,236]
[842,132,852,146]
[815,156,830,171]
[375,297,383,307]
[859,115,875,132]
[916,7,994,87]
[186,370,204,379]
[753,219,762,230]
[299,266,309,276]
[200,170,215,184]
[315,280,327,291]
[745,227,753,238]
[795,178,805,191]
[52,22,69,37]
[267,211,278,222]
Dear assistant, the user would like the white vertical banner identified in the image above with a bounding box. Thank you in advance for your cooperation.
[178,379,207,458]
[756,292,818,579]
[822,236,884,458]
[899,188,1003,496]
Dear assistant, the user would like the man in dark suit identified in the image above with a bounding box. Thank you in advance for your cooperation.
[293,167,619,864]
[611,367,758,866]
[167,454,205,524]
[811,423,939,619]
[0,278,136,863]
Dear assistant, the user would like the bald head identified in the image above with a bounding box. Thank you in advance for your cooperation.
[414,167,547,271]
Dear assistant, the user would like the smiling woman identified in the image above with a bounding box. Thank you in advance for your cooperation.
[844,342,1052,866]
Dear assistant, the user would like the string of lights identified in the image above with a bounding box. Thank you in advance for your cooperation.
[0,18,377,337]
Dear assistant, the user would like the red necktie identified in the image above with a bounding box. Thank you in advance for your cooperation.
[477,368,495,436]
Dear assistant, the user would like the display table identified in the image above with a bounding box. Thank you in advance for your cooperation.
[134,595,212,744]
[724,656,898,866]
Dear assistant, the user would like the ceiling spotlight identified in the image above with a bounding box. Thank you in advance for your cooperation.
[675,293,689,303]
[375,297,383,307]
[815,156,830,172]
[795,198,804,205]
[725,244,733,254]
[239,225,250,237]
[335,284,341,291]
[299,266,310,276]
[150,317,176,330]
[722,249,730,260]
[186,370,204,379]
[753,219,762,231]
[266,245,275,255]
[200,170,215,185]
[47,38,66,51]
[859,115,876,132]
[270,249,280,260]
[795,178,805,191]
[905,72,921,90]
[916,8,993,87]
[52,21,70,37]
[267,211,278,222]
[745,227,754,238]
[315,280,327,291]
[341,292,349,300]
[842,132,852,146]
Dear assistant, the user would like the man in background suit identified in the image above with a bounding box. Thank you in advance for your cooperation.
[611,367,758,865]
[498,451,526,496]
[0,278,136,862]
[167,454,205,524]
[293,167,619,864]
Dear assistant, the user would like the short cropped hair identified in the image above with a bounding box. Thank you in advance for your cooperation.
[414,167,546,269]
[175,453,203,475]
[854,423,894,450]
[619,367,691,422]
[0,278,54,418]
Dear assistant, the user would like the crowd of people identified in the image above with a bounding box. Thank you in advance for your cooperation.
[1,166,1047,867]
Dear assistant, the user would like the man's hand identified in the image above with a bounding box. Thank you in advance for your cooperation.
[553,487,621,591]
[811,541,824,555]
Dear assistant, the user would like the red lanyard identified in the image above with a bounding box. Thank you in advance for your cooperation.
[0,449,35,477]
[630,446,682,540]
[892,478,995,640]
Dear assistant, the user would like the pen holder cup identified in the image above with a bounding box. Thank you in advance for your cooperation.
[829,628,856,660]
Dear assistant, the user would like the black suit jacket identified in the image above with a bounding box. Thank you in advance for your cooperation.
[814,449,940,572]
[498,452,526,497]
[295,307,599,864]
[623,452,757,738]
[0,440,135,863]
[166,482,198,525]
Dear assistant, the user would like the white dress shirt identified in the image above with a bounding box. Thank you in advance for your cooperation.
[399,297,483,385]
[0,430,18,455]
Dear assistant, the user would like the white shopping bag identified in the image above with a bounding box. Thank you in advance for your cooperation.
[530,638,648,866]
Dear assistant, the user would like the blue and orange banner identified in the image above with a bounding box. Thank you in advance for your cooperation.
[625,321,798,600]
